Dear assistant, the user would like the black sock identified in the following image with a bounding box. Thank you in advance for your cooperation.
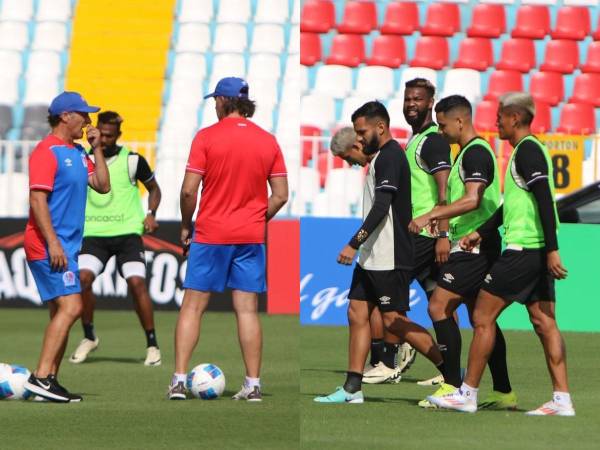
[343,371,362,394]
[432,317,462,388]
[381,342,399,369]
[83,323,95,341]
[488,324,512,394]
[145,329,158,348]
[369,339,384,366]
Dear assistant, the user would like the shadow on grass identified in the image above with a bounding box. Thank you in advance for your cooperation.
[77,356,142,364]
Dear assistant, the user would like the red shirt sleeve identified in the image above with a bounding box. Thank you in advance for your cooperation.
[29,144,57,191]
[269,142,287,178]
[85,152,95,175]
[186,131,207,175]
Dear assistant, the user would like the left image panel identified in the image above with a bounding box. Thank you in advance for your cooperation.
[0,0,300,448]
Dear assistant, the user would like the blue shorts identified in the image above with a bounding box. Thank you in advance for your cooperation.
[183,243,266,293]
[27,256,81,302]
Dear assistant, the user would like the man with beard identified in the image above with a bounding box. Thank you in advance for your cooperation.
[315,101,445,403]
[362,78,452,385]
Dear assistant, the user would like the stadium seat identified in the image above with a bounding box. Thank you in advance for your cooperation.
[581,41,600,73]
[291,0,300,24]
[387,98,412,136]
[399,67,438,92]
[254,0,289,24]
[570,73,600,107]
[0,0,33,21]
[495,38,536,73]
[0,75,19,104]
[420,3,460,37]
[337,1,377,34]
[551,6,590,40]
[511,5,550,39]
[324,168,363,212]
[300,0,335,33]
[531,101,552,134]
[380,1,419,35]
[178,0,213,23]
[248,53,282,81]
[216,0,251,23]
[0,22,29,51]
[31,22,69,51]
[209,53,246,86]
[453,38,493,71]
[366,35,405,68]
[37,0,72,22]
[300,65,308,93]
[0,50,23,77]
[325,34,365,67]
[212,24,247,53]
[0,105,12,138]
[175,24,211,52]
[557,103,596,134]
[300,32,321,66]
[467,3,506,38]
[252,103,274,131]
[317,153,345,187]
[474,100,499,132]
[593,14,600,40]
[313,64,353,99]
[27,51,62,77]
[169,79,204,108]
[292,167,320,216]
[251,24,285,53]
[246,76,278,107]
[409,36,449,70]
[540,40,579,73]
[285,53,300,80]
[199,101,218,129]
[529,71,564,106]
[340,96,373,125]
[301,94,336,128]
[484,70,523,101]
[442,69,482,104]
[280,77,300,107]
[288,25,300,53]
[171,52,207,80]
[354,66,395,99]
[301,125,322,165]
[23,75,60,105]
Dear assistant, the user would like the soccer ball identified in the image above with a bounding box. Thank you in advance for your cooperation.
[0,364,32,400]
[187,364,226,400]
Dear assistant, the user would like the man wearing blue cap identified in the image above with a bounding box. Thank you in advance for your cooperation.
[23,91,110,403]
[168,77,289,401]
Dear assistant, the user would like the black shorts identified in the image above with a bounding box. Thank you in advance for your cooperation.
[348,265,411,313]
[412,234,439,292]
[482,248,555,304]
[79,234,146,279]
[436,249,499,300]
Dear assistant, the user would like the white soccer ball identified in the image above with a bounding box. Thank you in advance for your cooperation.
[0,364,32,400]
[187,363,226,400]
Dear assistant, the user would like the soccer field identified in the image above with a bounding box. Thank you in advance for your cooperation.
[0,309,299,450]
[301,326,599,450]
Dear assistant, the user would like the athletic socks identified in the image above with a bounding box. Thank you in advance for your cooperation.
[553,391,572,407]
[172,373,186,385]
[145,328,158,348]
[83,322,96,341]
[432,317,462,388]
[381,342,399,369]
[244,377,260,388]
[369,339,384,367]
[343,371,363,394]
[488,324,512,394]
[460,382,478,403]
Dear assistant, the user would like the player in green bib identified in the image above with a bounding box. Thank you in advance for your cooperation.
[410,96,516,410]
[431,93,574,416]
[70,111,163,367]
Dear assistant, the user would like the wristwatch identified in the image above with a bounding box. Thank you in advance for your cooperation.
[436,231,449,239]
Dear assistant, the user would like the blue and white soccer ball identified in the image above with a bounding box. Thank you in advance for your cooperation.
[187,364,226,400]
[0,364,32,400]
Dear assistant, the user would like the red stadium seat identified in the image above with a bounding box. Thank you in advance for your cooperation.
[325,34,365,67]
[467,3,506,39]
[366,35,405,68]
[453,38,494,71]
[300,32,322,66]
[593,15,600,40]
[581,41,600,73]
[391,127,408,140]
[380,1,419,35]
[420,3,460,37]
[337,1,377,34]
[529,71,564,106]
[474,100,498,132]
[540,40,579,73]
[557,103,596,135]
[301,125,322,166]
[511,6,550,40]
[300,0,335,33]
[409,36,449,70]
[495,38,536,73]
[570,73,600,107]
[551,6,590,41]
[531,101,552,134]
[484,70,523,101]
[317,153,344,187]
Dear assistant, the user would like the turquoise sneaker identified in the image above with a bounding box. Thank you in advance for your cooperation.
[314,386,364,403]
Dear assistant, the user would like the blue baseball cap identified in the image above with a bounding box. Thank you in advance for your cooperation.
[204,77,249,99]
[48,91,101,115]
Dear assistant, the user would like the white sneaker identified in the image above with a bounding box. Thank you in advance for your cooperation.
[398,343,416,373]
[144,346,161,366]
[232,385,262,401]
[69,338,99,364]
[427,387,477,413]
[417,374,445,386]
[363,363,376,375]
[362,362,402,384]
[526,401,575,417]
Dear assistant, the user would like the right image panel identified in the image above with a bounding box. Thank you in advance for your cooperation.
[300,1,600,448]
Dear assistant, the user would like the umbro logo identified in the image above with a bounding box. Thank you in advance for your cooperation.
[379,296,391,305]
[65,158,72,167]
[442,273,454,283]
[484,274,492,283]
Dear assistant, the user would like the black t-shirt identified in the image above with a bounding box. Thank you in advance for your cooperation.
[420,131,452,174]
[461,143,495,187]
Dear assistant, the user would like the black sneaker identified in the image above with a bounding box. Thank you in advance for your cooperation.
[48,375,82,402]
[168,381,187,400]
[24,374,70,403]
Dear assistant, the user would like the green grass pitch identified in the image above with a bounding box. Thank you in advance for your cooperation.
[301,326,600,450]
[0,309,298,450]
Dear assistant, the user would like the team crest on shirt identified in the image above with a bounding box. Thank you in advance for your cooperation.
[64,158,72,167]
[63,271,76,287]
[379,296,391,305]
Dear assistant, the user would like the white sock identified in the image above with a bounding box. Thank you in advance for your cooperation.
[245,376,260,388]
[172,373,186,385]
[460,382,479,403]
[553,391,572,406]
